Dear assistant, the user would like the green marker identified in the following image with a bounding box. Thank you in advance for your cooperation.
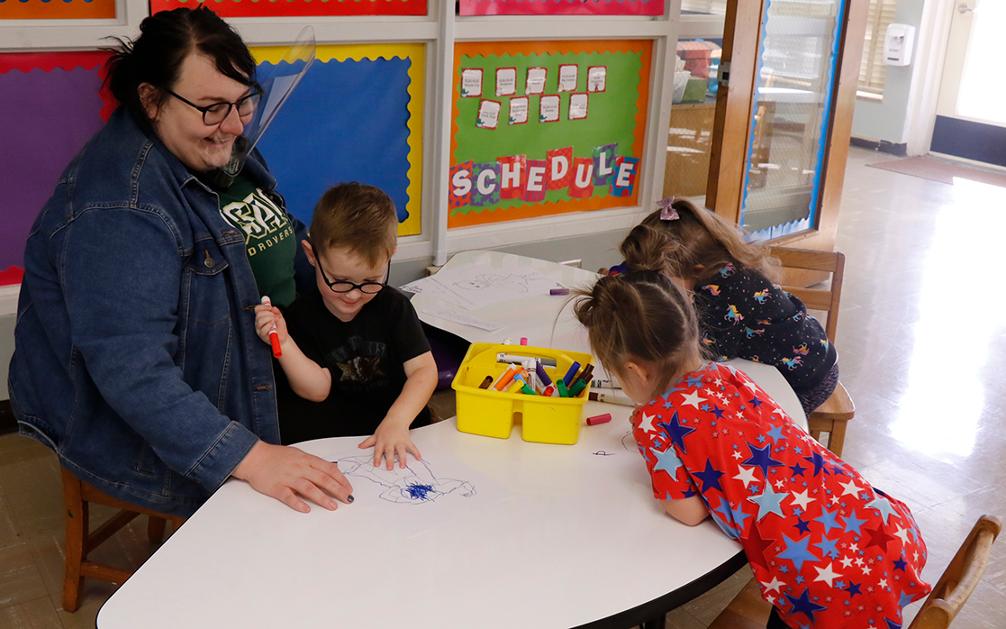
[569,380,587,397]
[556,381,569,398]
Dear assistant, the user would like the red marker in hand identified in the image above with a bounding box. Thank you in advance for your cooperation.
[261,296,282,358]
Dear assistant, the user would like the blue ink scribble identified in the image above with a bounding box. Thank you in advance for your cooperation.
[406,483,434,500]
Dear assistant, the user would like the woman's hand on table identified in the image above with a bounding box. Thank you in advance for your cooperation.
[232,441,354,513]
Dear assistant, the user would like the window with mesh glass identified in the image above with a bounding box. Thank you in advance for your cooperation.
[681,0,727,15]
[858,0,897,97]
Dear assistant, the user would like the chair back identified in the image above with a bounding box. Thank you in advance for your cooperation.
[910,515,1002,628]
[768,246,845,342]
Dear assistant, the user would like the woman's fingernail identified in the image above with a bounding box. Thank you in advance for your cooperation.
[347,494,355,503]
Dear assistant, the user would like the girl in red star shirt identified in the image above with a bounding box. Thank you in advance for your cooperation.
[574,271,929,629]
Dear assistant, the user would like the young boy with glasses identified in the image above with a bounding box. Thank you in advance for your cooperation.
[255,183,438,470]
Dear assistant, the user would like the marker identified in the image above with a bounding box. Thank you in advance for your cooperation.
[591,377,620,389]
[588,390,635,407]
[542,384,556,397]
[520,337,528,346]
[549,287,570,296]
[569,379,588,397]
[494,365,520,391]
[478,375,494,389]
[562,361,581,387]
[586,413,612,426]
[260,296,282,358]
[513,375,537,396]
[534,359,552,387]
[556,381,569,398]
[498,353,557,368]
[569,364,594,390]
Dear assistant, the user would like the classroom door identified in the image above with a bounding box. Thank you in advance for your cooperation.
[703,0,867,251]
[930,0,1006,167]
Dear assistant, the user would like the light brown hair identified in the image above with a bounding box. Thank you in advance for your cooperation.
[309,183,397,266]
[620,198,780,283]
[574,271,704,397]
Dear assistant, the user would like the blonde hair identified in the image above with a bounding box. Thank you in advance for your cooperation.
[574,271,704,397]
[309,183,397,266]
[620,199,780,283]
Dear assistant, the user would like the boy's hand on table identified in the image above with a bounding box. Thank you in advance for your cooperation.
[357,420,422,470]
[253,303,288,345]
[232,441,354,513]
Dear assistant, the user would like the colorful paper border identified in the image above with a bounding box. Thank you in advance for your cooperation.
[151,0,426,17]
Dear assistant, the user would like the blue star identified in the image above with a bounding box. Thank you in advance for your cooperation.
[785,588,827,622]
[744,443,784,477]
[885,618,901,629]
[686,375,703,388]
[652,446,684,478]
[795,575,805,584]
[711,405,725,419]
[844,510,867,536]
[866,494,899,523]
[790,462,806,477]
[748,485,787,521]
[846,582,861,597]
[766,425,785,444]
[794,518,811,534]
[898,591,915,607]
[657,412,696,454]
[804,452,829,476]
[730,504,751,533]
[757,434,767,443]
[711,501,739,540]
[834,580,845,589]
[894,556,907,571]
[695,459,725,493]
[815,507,843,535]
[778,534,819,572]
[700,403,711,412]
[815,536,840,558]
[750,396,763,407]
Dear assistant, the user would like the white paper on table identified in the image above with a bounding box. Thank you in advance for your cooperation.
[401,276,470,309]
[425,263,565,309]
[420,308,504,332]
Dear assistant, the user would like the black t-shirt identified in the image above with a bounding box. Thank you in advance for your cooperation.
[276,287,432,444]
[692,263,838,392]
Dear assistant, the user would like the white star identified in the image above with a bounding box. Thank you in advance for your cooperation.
[774,480,786,490]
[772,406,786,417]
[790,489,815,510]
[839,479,861,497]
[742,379,759,393]
[813,562,842,587]
[894,525,912,546]
[830,495,840,505]
[680,390,706,409]
[762,576,785,593]
[731,450,744,460]
[862,565,872,575]
[848,542,859,553]
[734,466,759,487]
[638,412,657,431]
[879,578,888,589]
[840,555,854,569]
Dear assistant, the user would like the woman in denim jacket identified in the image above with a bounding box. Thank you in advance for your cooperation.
[8,8,353,517]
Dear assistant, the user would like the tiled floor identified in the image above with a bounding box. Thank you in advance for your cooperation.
[1,147,1004,627]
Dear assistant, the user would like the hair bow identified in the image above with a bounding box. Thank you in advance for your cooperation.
[657,197,680,221]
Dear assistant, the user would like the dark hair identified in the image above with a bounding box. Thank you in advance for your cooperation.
[620,198,780,283]
[310,183,398,266]
[574,271,703,396]
[104,7,256,125]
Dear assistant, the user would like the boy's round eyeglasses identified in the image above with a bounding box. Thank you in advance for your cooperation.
[165,87,262,126]
[316,258,390,295]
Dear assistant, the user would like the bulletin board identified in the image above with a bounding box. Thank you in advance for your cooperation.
[460,0,662,16]
[151,0,426,18]
[0,52,113,280]
[0,0,115,19]
[449,40,651,228]
[253,44,424,236]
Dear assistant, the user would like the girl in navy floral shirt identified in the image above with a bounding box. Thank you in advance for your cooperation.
[610,198,838,415]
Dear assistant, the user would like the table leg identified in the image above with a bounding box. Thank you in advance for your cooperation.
[641,615,665,629]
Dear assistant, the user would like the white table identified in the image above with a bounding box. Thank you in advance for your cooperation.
[98,251,808,629]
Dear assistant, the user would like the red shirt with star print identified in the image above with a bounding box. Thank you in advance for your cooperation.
[631,362,930,628]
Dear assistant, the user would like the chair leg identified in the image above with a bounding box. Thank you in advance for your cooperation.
[827,421,848,457]
[61,469,88,613]
[147,516,168,546]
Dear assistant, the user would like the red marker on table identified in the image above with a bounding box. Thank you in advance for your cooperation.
[260,296,282,358]
[586,413,612,426]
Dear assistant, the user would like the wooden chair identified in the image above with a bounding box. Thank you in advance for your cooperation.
[769,246,855,456]
[709,515,1002,628]
[61,467,184,612]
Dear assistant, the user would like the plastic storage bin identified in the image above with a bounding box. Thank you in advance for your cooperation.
[451,342,593,445]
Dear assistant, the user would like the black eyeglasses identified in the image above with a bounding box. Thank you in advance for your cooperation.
[316,256,390,295]
[165,87,262,126]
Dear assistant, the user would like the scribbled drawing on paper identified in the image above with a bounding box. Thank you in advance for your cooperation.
[336,455,476,504]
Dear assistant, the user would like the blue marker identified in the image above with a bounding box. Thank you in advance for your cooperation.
[562,361,581,387]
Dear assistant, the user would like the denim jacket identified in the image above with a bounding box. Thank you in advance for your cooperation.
[9,109,310,516]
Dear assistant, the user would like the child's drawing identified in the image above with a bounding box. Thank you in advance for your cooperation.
[336,456,476,504]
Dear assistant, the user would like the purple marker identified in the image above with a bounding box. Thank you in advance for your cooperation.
[562,361,581,387]
[534,359,552,387]
[549,287,570,296]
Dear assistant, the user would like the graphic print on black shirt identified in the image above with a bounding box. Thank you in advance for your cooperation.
[275,287,432,444]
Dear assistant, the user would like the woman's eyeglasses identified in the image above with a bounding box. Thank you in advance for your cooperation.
[316,258,390,295]
[165,87,262,126]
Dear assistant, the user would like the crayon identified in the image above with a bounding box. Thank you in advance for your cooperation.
[588,390,635,407]
[260,296,283,358]
[478,375,494,389]
[586,413,612,426]
[494,365,520,391]
[562,361,581,387]
[549,287,570,296]
[498,353,557,368]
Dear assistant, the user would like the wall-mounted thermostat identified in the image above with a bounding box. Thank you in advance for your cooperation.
[884,23,916,66]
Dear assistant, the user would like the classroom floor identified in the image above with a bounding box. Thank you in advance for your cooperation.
[1,146,1005,628]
